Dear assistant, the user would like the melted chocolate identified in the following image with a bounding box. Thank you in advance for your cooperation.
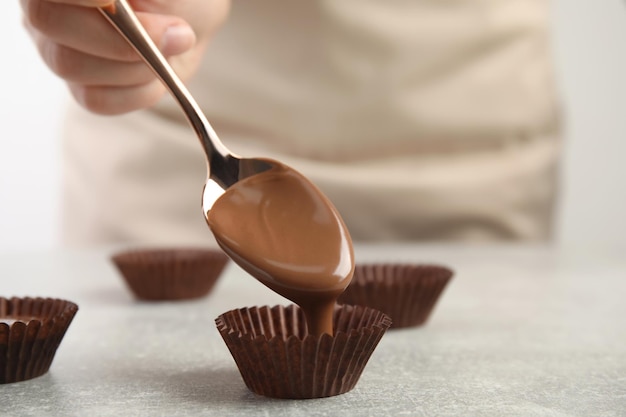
[208,159,354,336]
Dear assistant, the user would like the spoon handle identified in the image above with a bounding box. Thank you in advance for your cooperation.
[99,0,229,161]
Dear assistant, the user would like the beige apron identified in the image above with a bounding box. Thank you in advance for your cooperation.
[61,0,561,246]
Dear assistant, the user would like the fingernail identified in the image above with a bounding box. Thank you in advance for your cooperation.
[161,25,196,55]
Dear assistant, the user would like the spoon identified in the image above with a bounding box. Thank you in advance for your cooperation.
[99,1,356,337]
[99,0,272,215]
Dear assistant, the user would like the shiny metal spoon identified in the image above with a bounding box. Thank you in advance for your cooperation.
[99,0,272,215]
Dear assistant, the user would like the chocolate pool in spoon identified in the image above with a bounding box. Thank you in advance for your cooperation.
[207,159,354,337]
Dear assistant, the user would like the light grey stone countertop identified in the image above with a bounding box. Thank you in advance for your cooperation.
[0,244,624,416]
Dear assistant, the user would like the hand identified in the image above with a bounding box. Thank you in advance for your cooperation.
[21,0,230,114]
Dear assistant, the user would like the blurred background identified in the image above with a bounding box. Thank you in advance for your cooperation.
[1,0,625,250]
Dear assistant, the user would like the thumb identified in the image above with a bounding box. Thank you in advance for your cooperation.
[159,22,196,56]
[101,1,197,57]
[128,11,196,56]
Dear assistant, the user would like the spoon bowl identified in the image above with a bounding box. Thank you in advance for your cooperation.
[99,0,273,216]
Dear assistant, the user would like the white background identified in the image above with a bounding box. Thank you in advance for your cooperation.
[1,0,625,250]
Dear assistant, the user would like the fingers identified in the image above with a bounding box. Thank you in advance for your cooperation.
[21,0,195,61]
[28,22,197,86]
[19,0,228,114]
[21,0,199,114]
[65,46,204,114]
[29,30,151,86]
[68,80,167,115]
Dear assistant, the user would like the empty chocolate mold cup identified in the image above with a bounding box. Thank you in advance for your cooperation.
[338,264,453,329]
[216,304,392,399]
[112,248,229,301]
[0,297,78,384]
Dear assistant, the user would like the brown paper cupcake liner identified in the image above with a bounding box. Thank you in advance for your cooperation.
[338,263,453,329]
[112,248,229,301]
[216,304,391,399]
[0,297,78,384]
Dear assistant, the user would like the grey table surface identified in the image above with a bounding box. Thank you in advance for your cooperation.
[0,244,625,417]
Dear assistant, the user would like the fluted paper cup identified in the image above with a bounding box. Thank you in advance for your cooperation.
[338,264,453,329]
[112,248,229,301]
[216,304,391,399]
[0,297,78,384]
